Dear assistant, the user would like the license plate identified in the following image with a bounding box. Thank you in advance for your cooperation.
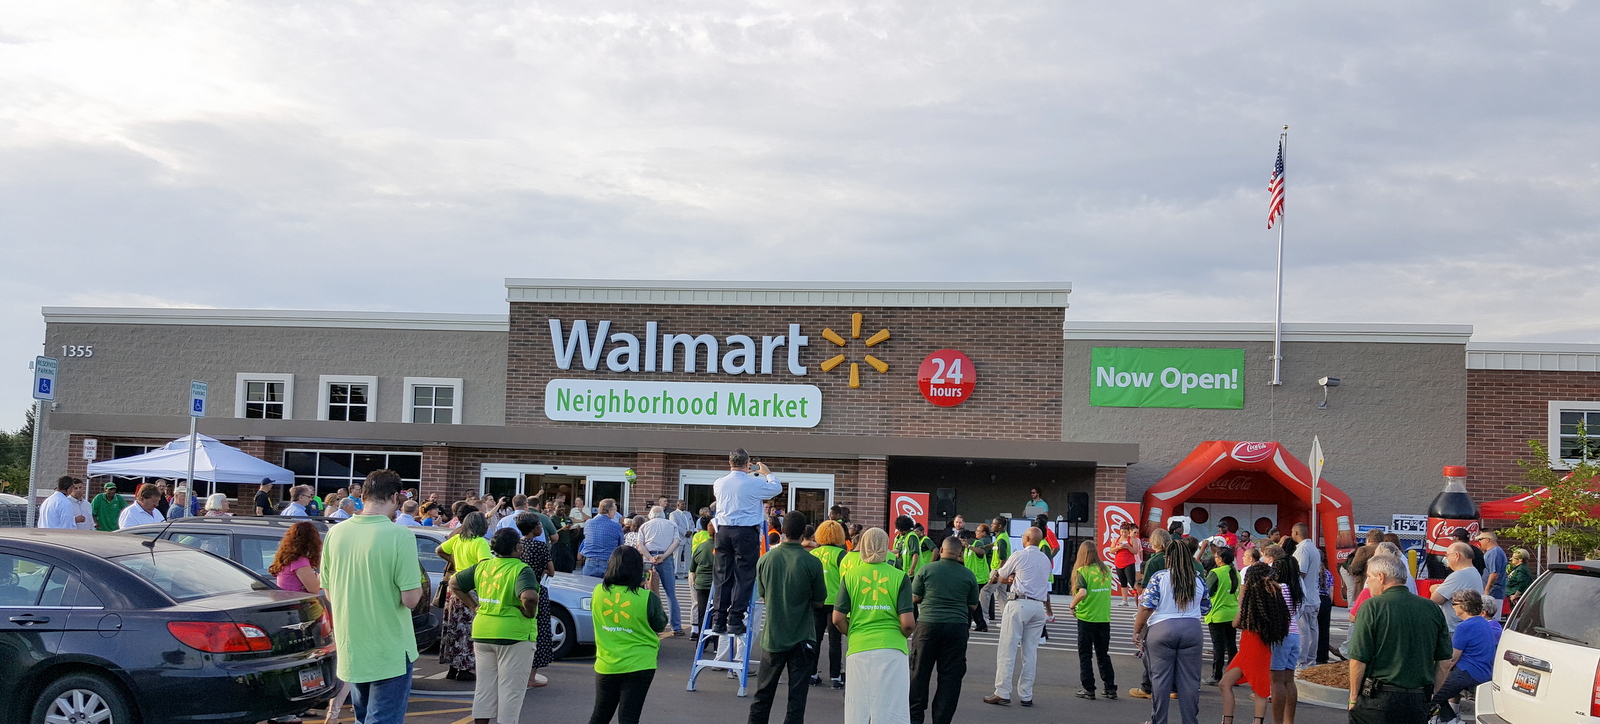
[299,667,326,694]
[1512,667,1540,696]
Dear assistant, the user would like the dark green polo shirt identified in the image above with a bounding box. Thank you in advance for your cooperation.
[912,558,981,625]
[756,541,827,653]
[1347,585,1453,689]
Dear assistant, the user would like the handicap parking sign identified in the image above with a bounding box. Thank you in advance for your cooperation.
[32,356,58,401]
[190,380,208,418]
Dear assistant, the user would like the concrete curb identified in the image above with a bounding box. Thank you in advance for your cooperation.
[1295,679,1349,710]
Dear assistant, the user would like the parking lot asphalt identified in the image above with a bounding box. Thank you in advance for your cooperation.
[354,582,1355,724]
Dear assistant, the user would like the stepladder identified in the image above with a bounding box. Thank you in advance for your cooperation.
[687,577,764,697]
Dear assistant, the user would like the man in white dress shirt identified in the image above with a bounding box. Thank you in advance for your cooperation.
[1290,522,1322,670]
[72,480,96,529]
[984,526,1054,707]
[280,485,315,517]
[640,506,685,634]
[37,476,85,529]
[670,499,695,576]
[710,448,783,635]
[394,500,421,526]
[118,483,167,528]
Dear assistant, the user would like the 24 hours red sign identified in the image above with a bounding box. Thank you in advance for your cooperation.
[918,349,975,407]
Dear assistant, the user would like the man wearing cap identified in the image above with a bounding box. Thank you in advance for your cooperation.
[92,481,128,531]
[254,479,277,516]
[1476,531,1508,621]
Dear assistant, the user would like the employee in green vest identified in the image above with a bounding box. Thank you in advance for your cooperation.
[588,547,667,724]
[689,520,716,641]
[811,519,851,688]
[963,527,992,632]
[448,528,540,724]
[91,481,127,531]
[1204,546,1240,685]
[833,528,915,724]
[1068,540,1117,700]
[892,516,930,578]
[981,517,1012,622]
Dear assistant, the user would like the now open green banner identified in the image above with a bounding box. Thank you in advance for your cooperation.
[1090,347,1245,409]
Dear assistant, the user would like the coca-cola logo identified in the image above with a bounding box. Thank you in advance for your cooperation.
[1428,519,1479,541]
[1206,474,1255,492]
[893,495,925,518]
[1230,442,1274,464]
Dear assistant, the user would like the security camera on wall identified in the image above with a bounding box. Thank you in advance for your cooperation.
[1318,376,1340,387]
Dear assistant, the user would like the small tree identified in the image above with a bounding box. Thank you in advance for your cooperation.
[1500,429,1600,561]
[0,407,35,494]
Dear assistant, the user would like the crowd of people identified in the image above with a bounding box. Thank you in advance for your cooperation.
[35,457,1533,724]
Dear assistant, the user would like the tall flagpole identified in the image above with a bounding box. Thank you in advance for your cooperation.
[1272,126,1287,387]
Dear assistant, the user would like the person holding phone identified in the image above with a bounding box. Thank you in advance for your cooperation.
[710,448,783,636]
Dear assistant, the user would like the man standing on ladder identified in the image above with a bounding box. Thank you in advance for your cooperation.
[712,448,783,635]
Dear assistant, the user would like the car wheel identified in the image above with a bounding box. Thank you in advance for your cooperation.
[33,672,133,724]
[551,605,577,660]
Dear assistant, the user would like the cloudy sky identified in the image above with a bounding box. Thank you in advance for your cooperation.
[3,1,1598,427]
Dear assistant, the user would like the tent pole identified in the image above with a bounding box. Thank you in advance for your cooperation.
[185,416,198,507]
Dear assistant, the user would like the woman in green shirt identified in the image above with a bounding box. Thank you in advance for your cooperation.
[810,520,850,687]
[833,527,915,724]
[436,511,490,680]
[450,528,540,724]
[1069,540,1117,700]
[1204,546,1240,685]
[1505,547,1533,608]
[589,547,667,724]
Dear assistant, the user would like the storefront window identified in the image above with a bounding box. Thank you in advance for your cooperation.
[1559,410,1600,462]
[284,449,422,497]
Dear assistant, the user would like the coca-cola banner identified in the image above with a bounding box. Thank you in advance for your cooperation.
[889,491,930,531]
[1097,501,1141,587]
[1426,517,1480,557]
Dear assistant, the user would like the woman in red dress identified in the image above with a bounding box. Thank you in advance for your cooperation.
[1217,563,1291,724]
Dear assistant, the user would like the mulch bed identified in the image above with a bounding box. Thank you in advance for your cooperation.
[1296,662,1349,688]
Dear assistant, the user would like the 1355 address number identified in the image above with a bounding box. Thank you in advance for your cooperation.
[61,345,94,358]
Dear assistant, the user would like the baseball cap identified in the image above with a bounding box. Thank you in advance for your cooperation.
[104,482,117,490]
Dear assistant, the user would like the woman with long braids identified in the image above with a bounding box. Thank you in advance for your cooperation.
[1268,553,1304,724]
[1216,563,1291,724]
[1132,536,1209,724]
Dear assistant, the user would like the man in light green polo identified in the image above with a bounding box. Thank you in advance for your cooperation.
[322,470,422,724]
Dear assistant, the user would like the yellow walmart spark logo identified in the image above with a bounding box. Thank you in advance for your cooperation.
[819,313,890,388]
[859,569,893,600]
[600,593,633,624]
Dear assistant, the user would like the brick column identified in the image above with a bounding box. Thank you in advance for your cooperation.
[1093,466,1128,504]
[851,457,888,528]
[632,451,669,510]
[421,444,461,501]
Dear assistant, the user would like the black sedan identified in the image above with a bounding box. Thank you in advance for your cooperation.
[0,528,335,724]
[118,516,440,652]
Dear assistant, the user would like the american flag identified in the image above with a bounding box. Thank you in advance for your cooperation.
[1267,136,1285,229]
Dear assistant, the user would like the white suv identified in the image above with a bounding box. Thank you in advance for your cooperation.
[1477,560,1600,722]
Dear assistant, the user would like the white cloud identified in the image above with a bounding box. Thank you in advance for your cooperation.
[2,1,1600,425]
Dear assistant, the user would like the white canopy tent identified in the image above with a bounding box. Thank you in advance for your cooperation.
[87,434,294,496]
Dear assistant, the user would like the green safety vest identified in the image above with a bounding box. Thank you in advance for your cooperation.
[964,540,992,585]
[470,557,536,642]
[592,583,660,674]
[841,561,909,656]
[990,534,1011,570]
[892,532,926,577]
[692,530,711,549]
[1073,564,1112,623]
[839,550,863,580]
[1039,539,1056,583]
[1204,564,1240,625]
[812,544,847,604]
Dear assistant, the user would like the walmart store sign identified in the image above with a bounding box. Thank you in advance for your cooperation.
[545,379,822,428]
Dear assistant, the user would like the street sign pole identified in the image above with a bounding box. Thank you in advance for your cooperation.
[187,381,207,500]
[27,356,58,528]
[1309,436,1325,546]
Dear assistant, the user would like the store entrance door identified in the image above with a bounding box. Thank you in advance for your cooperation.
[480,464,632,516]
[789,483,832,529]
[680,482,715,519]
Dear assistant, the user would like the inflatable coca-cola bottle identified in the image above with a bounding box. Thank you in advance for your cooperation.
[1424,465,1479,579]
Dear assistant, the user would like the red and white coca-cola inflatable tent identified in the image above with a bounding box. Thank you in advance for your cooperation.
[1141,440,1359,604]
[1480,471,1600,520]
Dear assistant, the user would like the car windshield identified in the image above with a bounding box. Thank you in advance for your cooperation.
[1508,569,1600,649]
[112,549,266,601]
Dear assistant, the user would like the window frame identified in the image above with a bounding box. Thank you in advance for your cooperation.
[318,375,379,422]
[234,373,294,420]
[1547,400,1600,469]
[282,448,423,498]
[402,377,463,425]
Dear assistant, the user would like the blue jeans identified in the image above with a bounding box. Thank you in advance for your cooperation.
[582,558,609,578]
[651,552,682,631]
[350,658,412,724]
